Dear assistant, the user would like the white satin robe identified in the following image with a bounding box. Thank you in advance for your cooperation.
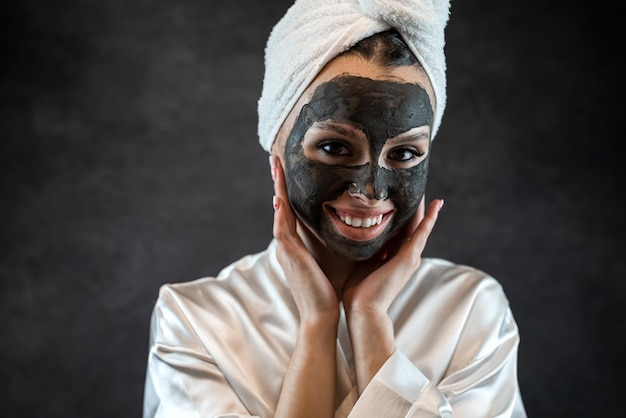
[143,240,526,417]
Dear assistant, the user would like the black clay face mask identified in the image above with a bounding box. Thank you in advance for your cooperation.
[284,75,433,260]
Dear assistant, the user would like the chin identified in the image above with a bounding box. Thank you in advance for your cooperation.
[325,237,386,261]
[316,217,395,261]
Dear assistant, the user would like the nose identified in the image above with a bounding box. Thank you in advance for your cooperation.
[348,165,388,201]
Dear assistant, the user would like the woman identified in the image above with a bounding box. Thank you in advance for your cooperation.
[143,1,526,417]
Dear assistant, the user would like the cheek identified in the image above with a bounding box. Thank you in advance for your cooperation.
[285,157,346,225]
[388,159,429,217]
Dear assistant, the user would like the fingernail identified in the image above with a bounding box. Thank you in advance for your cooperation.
[438,199,445,212]
[273,195,279,211]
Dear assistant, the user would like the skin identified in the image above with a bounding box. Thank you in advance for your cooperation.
[284,75,433,260]
[269,54,443,418]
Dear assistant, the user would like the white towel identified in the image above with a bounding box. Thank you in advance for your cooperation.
[257,0,451,152]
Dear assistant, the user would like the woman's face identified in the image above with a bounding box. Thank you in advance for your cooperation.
[276,55,435,260]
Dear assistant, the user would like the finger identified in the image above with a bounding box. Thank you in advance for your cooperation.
[373,199,440,278]
[272,194,299,242]
[417,195,425,221]
[271,157,292,224]
[407,199,443,251]
[384,199,442,272]
[269,155,276,182]
[271,158,299,243]
[272,156,289,201]
[405,195,426,238]
[373,194,427,262]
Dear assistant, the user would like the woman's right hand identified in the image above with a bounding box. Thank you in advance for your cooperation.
[271,156,339,418]
[270,156,340,323]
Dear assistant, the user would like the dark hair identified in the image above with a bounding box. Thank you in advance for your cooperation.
[342,30,420,67]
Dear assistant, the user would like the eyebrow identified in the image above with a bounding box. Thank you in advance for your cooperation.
[311,121,430,144]
[385,126,431,144]
[311,121,367,141]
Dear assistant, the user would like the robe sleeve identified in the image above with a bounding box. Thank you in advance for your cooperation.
[347,350,453,417]
[142,289,260,418]
[347,286,526,418]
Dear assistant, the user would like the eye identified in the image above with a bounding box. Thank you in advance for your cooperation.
[388,147,424,162]
[318,140,353,156]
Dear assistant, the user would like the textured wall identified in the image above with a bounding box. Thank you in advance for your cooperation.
[1,0,622,416]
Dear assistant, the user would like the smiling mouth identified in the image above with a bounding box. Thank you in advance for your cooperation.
[337,212,384,228]
[331,208,389,230]
[324,207,393,242]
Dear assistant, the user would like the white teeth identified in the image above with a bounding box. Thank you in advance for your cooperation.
[339,214,383,228]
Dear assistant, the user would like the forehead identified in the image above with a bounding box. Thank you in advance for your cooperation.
[303,75,433,140]
[303,54,434,109]
[276,55,434,142]
[273,54,435,155]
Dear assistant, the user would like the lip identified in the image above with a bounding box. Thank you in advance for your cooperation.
[324,205,394,242]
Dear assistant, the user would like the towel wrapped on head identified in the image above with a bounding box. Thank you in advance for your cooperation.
[257,0,451,152]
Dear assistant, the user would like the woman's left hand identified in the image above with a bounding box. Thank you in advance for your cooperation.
[342,198,443,313]
[341,198,443,394]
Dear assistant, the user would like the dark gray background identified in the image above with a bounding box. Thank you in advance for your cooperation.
[1,0,622,417]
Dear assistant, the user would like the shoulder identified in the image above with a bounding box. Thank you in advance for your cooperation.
[148,241,298,349]
[394,259,519,372]
[149,242,291,343]
[417,258,519,342]
[416,257,508,306]
[394,258,513,330]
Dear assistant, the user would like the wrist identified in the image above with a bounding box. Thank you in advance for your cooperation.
[345,302,388,323]
[298,312,340,340]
